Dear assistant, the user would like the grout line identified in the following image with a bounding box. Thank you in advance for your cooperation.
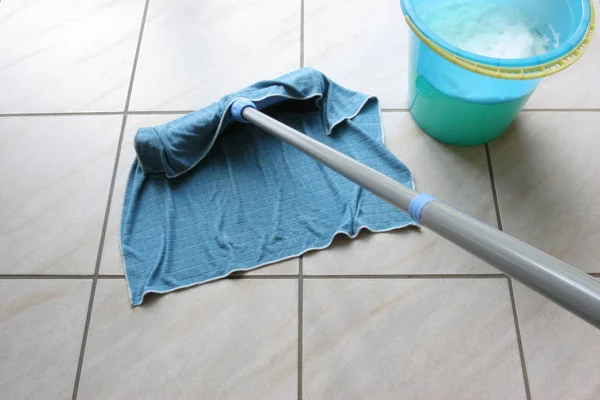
[303,273,507,279]
[381,108,600,113]
[0,274,94,279]
[71,1,151,398]
[0,110,195,118]
[97,275,126,279]
[487,144,531,399]
[507,278,533,400]
[128,110,193,115]
[228,274,298,279]
[0,273,523,280]
[522,108,600,112]
[3,109,599,120]
[485,144,503,230]
[0,111,123,117]
[16,272,599,279]
[299,0,304,68]
[121,6,150,115]
[297,257,304,400]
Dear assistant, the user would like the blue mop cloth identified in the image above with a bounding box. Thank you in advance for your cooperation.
[122,67,416,305]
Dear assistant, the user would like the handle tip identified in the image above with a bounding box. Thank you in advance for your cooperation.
[231,98,257,123]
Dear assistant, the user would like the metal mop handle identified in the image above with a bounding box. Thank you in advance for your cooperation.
[232,99,600,329]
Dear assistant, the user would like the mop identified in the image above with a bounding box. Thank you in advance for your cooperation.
[121,68,600,328]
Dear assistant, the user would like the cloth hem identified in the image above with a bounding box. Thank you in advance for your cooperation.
[130,221,418,306]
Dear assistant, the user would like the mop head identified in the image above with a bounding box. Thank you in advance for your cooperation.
[122,68,416,305]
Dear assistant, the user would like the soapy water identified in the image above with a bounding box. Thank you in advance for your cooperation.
[416,0,559,59]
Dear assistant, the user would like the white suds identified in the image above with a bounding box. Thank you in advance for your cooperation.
[417,0,559,58]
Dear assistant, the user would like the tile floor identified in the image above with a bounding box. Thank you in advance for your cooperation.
[1,0,599,399]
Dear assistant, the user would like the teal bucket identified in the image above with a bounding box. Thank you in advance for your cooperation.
[400,0,595,146]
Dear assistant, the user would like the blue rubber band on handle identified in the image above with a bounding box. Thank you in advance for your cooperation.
[231,98,257,123]
[408,193,437,224]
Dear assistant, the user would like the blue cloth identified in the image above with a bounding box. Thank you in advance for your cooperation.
[122,68,416,305]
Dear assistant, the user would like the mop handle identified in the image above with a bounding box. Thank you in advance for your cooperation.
[235,101,600,329]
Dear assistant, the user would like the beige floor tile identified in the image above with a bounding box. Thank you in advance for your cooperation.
[0,280,91,400]
[303,278,525,399]
[0,0,146,113]
[513,281,600,400]
[489,112,600,272]
[78,279,297,399]
[0,116,121,274]
[128,0,300,111]
[303,112,498,275]
[99,114,298,275]
[525,0,600,109]
[304,0,408,109]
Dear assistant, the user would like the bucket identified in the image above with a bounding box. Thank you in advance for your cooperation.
[400,0,595,146]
